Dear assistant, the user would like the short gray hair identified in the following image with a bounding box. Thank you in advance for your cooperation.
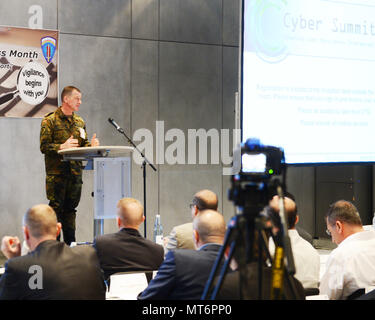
[117,198,144,226]
[326,200,362,226]
[23,204,58,238]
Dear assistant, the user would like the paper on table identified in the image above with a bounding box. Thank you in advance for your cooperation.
[107,272,149,300]
[306,294,329,300]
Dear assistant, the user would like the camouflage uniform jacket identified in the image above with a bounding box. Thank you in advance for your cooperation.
[40,106,90,175]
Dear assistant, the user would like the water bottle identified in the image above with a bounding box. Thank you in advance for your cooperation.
[154,214,164,245]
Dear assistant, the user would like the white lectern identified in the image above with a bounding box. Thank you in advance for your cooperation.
[58,146,134,238]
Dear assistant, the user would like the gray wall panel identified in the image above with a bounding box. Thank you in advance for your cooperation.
[160,0,222,44]
[158,41,226,234]
[58,0,131,38]
[131,39,159,238]
[131,40,158,133]
[222,46,238,220]
[0,118,46,240]
[0,0,57,29]
[159,42,221,131]
[132,0,159,40]
[222,46,238,131]
[159,164,224,236]
[223,0,240,46]
[222,175,236,222]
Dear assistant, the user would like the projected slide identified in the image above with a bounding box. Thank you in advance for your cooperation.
[241,0,375,164]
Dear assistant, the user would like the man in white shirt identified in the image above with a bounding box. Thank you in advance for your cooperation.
[268,195,320,289]
[319,200,375,300]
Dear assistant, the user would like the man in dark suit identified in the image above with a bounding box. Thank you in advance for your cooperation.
[138,209,226,300]
[0,204,105,300]
[93,198,164,281]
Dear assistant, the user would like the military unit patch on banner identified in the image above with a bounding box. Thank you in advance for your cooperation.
[41,36,56,64]
[0,26,58,117]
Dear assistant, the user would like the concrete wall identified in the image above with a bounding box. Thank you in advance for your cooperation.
[0,0,241,242]
[0,0,372,245]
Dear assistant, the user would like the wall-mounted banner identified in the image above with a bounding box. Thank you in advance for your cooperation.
[0,26,58,118]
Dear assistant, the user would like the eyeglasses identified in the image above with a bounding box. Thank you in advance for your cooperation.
[326,228,331,236]
[189,203,202,210]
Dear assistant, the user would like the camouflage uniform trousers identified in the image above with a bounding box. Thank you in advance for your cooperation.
[46,174,83,245]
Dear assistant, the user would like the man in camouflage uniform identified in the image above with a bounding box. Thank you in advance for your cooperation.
[40,86,99,245]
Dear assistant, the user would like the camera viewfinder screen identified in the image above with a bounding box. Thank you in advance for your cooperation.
[242,153,267,173]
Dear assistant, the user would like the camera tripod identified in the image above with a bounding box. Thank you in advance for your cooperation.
[201,186,302,300]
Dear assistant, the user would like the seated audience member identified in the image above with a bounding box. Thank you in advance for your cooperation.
[93,198,164,281]
[138,209,226,300]
[276,192,313,244]
[164,189,218,255]
[0,204,105,300]
[320,200,375,300]
[268,195,320,289]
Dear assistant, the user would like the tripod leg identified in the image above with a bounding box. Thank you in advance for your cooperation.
[143,161,146,237]
[258,229,263,299]
[236,215,252,300]
[210,240,236,299]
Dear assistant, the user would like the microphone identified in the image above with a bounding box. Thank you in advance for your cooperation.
[108,118,123,132]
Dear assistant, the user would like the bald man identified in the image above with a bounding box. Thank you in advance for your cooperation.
[138,210,226,300]
[0,204,105,300]
[93,198,164,281]
[268,195,320,289]
[165,189,219,255]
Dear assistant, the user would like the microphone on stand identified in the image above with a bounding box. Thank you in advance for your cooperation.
[107,116,157,239]
[108,118,124,133]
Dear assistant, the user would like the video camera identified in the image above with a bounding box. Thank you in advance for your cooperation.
[228,138,286,212]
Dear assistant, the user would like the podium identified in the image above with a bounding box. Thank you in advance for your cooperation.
[58,146,134,238]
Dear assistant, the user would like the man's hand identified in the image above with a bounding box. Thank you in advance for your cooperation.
[1,236,21,259]
[91,133,100,147]
[59,135,79,150]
